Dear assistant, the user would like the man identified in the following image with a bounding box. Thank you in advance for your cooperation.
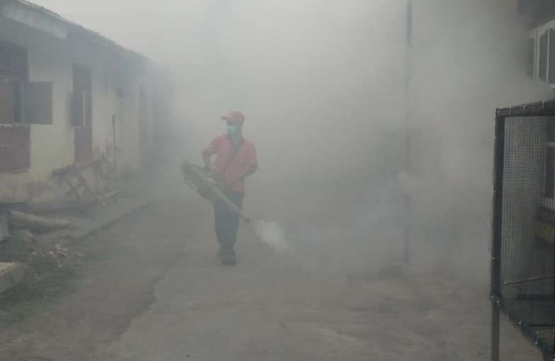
[202,111,258,266]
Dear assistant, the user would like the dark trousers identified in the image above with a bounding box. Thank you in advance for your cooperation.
[214,192,244,250]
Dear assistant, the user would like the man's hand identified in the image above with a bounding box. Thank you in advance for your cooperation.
[233,165,258,184]
[212,171,228,189]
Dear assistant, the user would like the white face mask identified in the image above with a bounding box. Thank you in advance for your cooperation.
[226,125,239,137]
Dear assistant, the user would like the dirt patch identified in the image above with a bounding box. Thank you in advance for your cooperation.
[0,203,193,361]
[0,235,76,325]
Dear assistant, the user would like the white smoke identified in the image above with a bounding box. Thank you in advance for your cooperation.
[254,220,290,254]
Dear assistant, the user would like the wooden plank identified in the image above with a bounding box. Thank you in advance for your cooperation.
[74,126,92,163]
[74,167,104,206]
[62,176,82,200]
[52,164,74,177]
[10,210,71,231]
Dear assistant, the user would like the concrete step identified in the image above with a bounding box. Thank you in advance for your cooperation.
[67,196,150,241]
[0,262,25,295]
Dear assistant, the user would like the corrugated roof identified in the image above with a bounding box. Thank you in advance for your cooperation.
[2,0,148,64]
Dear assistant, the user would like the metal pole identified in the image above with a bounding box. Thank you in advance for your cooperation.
[112,114,117,169]
[491,114,505,361]
[403,0,413,265]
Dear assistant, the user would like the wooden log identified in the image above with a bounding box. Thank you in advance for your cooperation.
[9,210,72,231]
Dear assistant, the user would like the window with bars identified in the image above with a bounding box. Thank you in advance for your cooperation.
[0,41,29,173]
[0,41,53,173]
[0,41,53,125]
[0,41,27,125]
[529,23,555,86]
[0,41,28,81]
[539,31,548,81]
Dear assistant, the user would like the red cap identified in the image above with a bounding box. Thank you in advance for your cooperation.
[221,111,245,126]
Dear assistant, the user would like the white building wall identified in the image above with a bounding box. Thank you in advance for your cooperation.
[0,17,148,200]
[26,29,74,174]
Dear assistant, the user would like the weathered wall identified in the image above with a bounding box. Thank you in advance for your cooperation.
[0,16,156,201]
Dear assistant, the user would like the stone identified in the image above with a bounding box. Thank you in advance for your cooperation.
[0,262,25,294]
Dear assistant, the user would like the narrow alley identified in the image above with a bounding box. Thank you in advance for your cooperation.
[0,193,538,361]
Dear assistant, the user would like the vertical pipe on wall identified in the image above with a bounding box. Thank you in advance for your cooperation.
[403,0,413,265]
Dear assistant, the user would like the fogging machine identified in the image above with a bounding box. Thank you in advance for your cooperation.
[181,161,251,223]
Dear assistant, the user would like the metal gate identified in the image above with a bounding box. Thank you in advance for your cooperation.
[492,100,555,361]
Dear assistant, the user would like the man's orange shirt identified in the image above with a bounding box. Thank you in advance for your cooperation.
[203,135,258,193]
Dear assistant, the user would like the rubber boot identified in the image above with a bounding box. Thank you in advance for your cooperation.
[221,247,237,266]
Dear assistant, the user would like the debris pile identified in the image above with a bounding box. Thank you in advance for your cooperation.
[0,209,73,270]
[0,156,137,293]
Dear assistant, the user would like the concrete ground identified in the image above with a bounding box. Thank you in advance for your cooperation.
[0,195,544,361]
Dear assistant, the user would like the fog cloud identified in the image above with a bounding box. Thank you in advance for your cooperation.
[35,0,552,281]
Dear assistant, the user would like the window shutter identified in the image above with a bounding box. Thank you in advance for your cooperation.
[549,30,555,83]
[527,38,535,78]
[540,31,548,81]
[26,82,53,124]
[0,79,14,124]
